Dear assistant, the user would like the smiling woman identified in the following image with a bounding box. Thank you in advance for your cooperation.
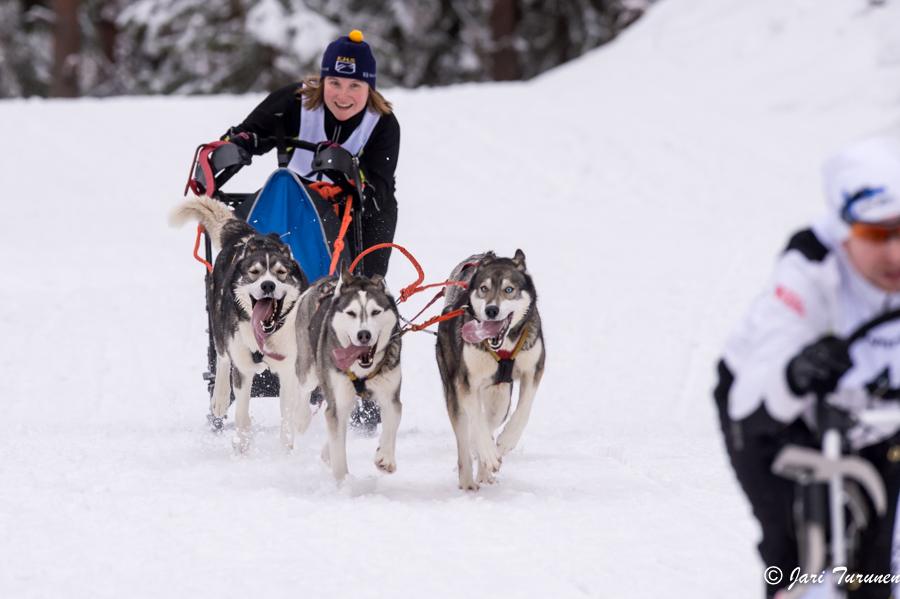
[221,30,400,280]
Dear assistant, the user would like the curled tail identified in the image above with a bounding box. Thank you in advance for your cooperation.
[168,196,236,249]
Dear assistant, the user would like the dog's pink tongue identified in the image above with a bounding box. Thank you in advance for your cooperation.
[251,299,284,361]
[333,344,369,370]
[462,319,506,344]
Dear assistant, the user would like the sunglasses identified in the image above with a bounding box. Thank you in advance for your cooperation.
[850,222,900,242]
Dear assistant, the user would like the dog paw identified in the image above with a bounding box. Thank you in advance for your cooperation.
[294,401,312,435]
[496,428,520,457]
[232,432,251,454]
[476,469,496,485]
[280,424,294,451]
[459,477,479,492]
[477,444,502,474]
[374,446,396,474]
[212,387,230,419]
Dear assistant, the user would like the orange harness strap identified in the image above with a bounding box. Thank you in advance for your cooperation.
[348,243,471,335]
[349,243,468,302]
[306,182,357,276]
[308,181,345,217]
[308,181,344,201]
[193,225,213,274]
[328,194,353,276]
[402,308,467,335]
[350,243,424,300]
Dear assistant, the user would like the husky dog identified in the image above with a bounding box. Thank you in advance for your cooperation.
[295,264,402,480]
[436,250,545,490]
[169,196,311,450]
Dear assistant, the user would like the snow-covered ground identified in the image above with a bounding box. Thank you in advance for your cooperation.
[2,1,900,597]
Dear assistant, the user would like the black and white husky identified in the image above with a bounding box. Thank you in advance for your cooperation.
[294,264,402,480]
[436,251,545,490]
[169,197,311,450]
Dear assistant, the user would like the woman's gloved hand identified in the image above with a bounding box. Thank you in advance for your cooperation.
[223,128,259,153]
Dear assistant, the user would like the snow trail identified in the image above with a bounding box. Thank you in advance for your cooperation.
[2,1,900,597]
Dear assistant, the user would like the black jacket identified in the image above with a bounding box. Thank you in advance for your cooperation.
[223,83,400,210]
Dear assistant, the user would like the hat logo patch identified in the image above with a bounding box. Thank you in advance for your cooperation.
[843,186,900,222]
[335,57,356,74]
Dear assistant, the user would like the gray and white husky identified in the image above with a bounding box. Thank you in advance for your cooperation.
[294,264,402,480]
[169,196,311,451]
[436,250,545,490]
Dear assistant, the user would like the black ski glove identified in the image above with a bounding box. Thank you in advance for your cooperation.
[786,335,853,397]
[222,128,259,154]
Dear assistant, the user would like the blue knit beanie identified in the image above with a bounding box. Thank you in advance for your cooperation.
[321,30,377,89]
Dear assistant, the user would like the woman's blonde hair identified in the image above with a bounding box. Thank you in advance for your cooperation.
[295,75,392,117]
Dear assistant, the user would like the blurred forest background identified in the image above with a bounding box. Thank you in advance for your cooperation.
[0,0,650,98]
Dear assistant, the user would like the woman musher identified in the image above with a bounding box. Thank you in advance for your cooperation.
[222,29,399,280]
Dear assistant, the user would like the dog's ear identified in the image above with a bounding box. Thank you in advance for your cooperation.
[370,274,392,297]
[334,261,355,298]
[511,249,527,271]
[341,261,356,284]
[279,243,292,258]
[480,252,495,266]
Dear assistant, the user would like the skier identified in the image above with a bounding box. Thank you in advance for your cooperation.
[715,138,900,599]
[221,29,399,281]
[221,30,398,434]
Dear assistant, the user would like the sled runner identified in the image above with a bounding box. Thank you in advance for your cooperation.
[184,123,367,430]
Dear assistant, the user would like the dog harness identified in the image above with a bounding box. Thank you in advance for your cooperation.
[345,346,392,398]
[483,323,530,385]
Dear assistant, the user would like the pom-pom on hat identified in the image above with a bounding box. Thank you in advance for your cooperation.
[321,30,377,89]
[824,137,900,225]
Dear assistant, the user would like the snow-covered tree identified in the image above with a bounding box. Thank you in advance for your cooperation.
[0,0,651,98]
[0,1,54,98]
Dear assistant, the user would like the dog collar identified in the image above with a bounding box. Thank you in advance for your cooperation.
[482,323,530,385]
[345,346,391,397]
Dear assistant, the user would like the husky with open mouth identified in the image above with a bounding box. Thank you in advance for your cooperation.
[169,196,311,451]
[436,250,545,490]
[294,263,402,480]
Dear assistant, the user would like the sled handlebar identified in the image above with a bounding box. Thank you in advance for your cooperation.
[808,306,900,437]
[285,139,320,153]
[253,137,339,155]
[187,136,360,199]
[769,306,900,585]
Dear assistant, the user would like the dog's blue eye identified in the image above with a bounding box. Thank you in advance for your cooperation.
[505,287,513,293]
[372,309,381,316]
[480,286,488,293]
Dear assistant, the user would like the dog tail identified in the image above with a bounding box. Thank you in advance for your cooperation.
[168,196,235,249]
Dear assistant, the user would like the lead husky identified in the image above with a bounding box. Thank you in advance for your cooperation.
[436,250,545,490]
[169,196,311,450]
[294,264,402,480]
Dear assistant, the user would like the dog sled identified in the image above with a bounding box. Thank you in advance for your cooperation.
[184,122,368,430]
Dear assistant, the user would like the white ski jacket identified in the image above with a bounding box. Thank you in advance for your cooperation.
[722,217,900,448]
